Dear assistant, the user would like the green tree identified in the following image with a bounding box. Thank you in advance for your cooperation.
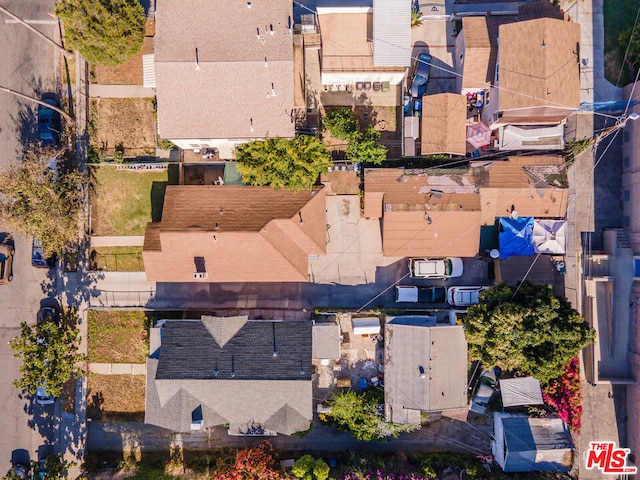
[323,108,358,141]
[619,25,640,72]
[236,136,332,191]
[31,455,76,480]
[292,455,330,480]
[324,388,419,441]
[346,126,388,165]
[0,147,84,257]
[55,0,146,66]
[464,282,595,384]
[9,309,85,398]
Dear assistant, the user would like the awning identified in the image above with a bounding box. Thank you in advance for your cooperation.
[352,317,380,335]
[533,219,567,254]
[500,377,544,407]
[499,216,534,260]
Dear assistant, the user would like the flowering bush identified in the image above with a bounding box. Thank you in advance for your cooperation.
[213,441,284,480]
[341,471,429,480]
[542,357,583,433]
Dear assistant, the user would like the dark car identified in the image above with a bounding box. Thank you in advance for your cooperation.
[32,238,56,268]
[395,285,446,303]
[38,95,61,146]
[37,307,58,325]
[409,52,432,98]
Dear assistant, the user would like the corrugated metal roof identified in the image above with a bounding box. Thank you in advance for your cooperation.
[372,0,411,67]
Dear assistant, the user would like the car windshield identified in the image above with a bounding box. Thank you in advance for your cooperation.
[444,259,452,276]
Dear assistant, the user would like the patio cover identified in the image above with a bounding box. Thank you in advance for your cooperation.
[499,216,534,260]
[533,219,567,254]
[500,377,544,407]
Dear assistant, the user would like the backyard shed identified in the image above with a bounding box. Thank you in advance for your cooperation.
[312,321,341,361]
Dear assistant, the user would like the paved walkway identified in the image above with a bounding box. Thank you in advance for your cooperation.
[89,363,146,375]
[89,84,156,98]
[90,236,145,247]
[88,414,494,456]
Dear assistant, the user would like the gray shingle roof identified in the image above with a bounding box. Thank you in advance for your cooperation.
[146,317,313,435]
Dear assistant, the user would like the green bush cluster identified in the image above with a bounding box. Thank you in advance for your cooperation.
[323,108,387,165]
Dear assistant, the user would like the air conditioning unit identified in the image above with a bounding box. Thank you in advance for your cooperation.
[193,272,208,280]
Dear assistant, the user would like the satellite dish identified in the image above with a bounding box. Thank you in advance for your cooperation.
[511,210,519,220]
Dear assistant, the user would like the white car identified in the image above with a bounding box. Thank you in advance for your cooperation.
[469,369,497,414]
[447,286,490,306]
[408,257,463,278]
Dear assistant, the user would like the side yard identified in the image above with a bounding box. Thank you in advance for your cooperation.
[87,310,149,422]
[90,164,177,236]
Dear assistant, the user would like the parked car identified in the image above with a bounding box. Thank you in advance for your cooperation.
[469,368,498,414]
[37,307,58,325]
[409,52,432,97]
[32,238,56,268]
[0,236,15,284]
[38,94,61,146]
[395,285,446,303]
[447,285,490,306]
[35,384,55,405]
[408,257,463,278]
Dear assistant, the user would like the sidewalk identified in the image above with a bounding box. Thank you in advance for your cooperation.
[88,363,146,375]
[90,236,145,247]
[89,84,156,98]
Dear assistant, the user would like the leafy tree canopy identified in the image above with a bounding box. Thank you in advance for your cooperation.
[346,126,388,165]
[10,309,86,398]
[292,455,330,480]
[464,282,595,384]
[323,108,358,141]
[324,388,419,441]
[214,441,284,480]
[235,136,331,191]
[0,147,84,257]
[55,0,146,66]
[619,25,640,71]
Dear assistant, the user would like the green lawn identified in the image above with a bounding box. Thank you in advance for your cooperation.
[604,0,638,85]
[90,165,172,235]
[90,246,144,271]
[88,310,149,363]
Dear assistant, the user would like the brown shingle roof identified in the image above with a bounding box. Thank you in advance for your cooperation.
[143,186,326,282]
[155,0,294,140]
[498,18,580,110]
[421,94,468,155]
[461,17,492,90]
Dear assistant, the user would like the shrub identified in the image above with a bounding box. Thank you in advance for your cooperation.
[542,357,583,433]
[323,108,358,141]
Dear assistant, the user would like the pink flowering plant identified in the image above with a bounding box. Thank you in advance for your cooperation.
[542,357,583,433]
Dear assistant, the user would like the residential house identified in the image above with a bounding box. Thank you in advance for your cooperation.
[143,185,326,283]
[154,0,295,157]
[454,9,580,151]
[146,316,312,436]
[363,156,568,257]
[316,3,409,88]
[384,316,468,425]
[492,412,574,472]
[421,93,468,156]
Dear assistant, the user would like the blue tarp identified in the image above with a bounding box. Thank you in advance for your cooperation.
[499,217,534,260]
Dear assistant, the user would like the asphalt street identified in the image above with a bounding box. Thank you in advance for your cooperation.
[0,0,59,474]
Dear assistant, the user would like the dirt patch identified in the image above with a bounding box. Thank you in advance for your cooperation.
[88,310,150,363]
[87,374,146,422]
[89,98,156,157]
[321,171,360,195]
[93,19,154,85]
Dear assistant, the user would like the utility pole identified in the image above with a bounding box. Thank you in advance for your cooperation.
[0,84,73,122]
[0,5,73,59]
